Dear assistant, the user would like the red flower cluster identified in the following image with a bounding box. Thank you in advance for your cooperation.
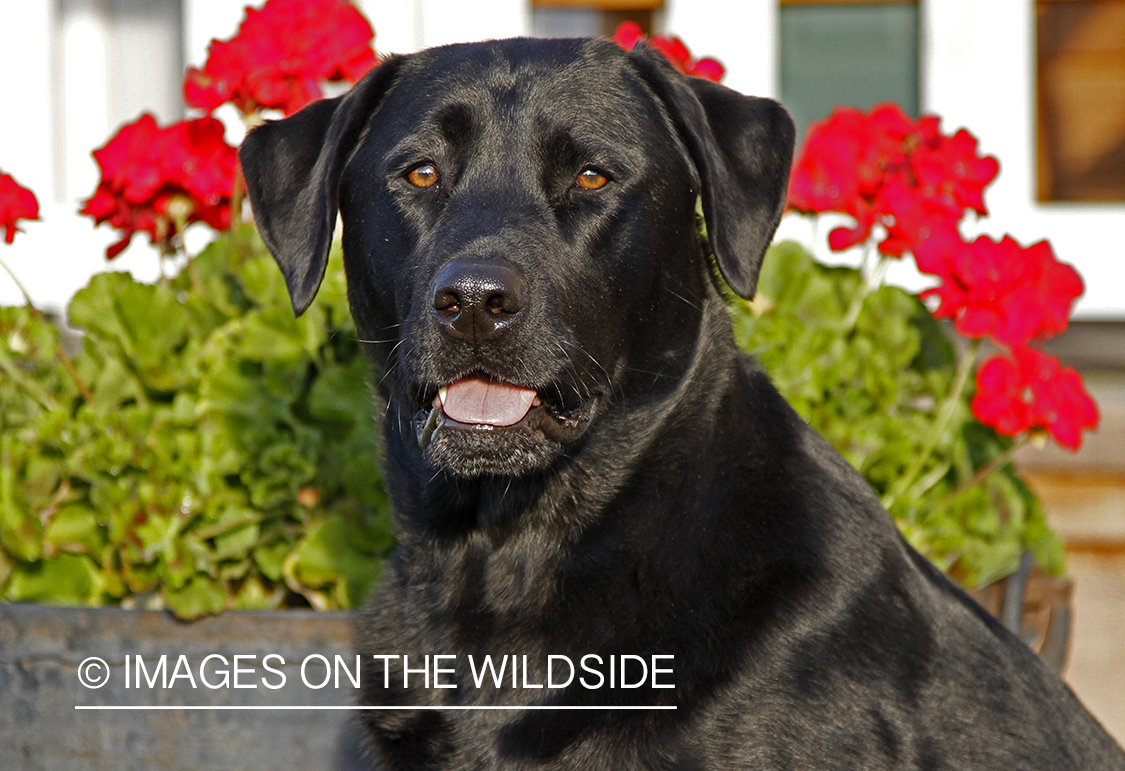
[81,114,238,259]
[788,104,998,256]
[787,103,1097,450]
[918,233,1083,348]
[972,348,1099,450]
[184,0,377,116]
[613,21,725,82]
[0,171,39,244]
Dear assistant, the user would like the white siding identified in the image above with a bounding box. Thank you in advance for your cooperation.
[665,0,778,100]
[1,0,1122,317]
[922,0,1125,319]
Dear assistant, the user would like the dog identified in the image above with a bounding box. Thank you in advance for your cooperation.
[239,37,1125,771]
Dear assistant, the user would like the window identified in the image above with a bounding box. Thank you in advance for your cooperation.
[531,0,662,38]
[1037,0,1125,201]
[780,1,919,141]
[56,0,184,203]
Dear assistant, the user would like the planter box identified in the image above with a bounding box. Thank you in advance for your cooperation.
[0,560,1073,770]
[0,604,368,771]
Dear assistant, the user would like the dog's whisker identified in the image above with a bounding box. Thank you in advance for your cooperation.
[561,338,621,404]
[664,285,705,312]
[377,340,410,389]
[557,339,611,402]
[617,364,674,379]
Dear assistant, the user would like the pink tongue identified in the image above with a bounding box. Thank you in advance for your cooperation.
[440,378,537,426]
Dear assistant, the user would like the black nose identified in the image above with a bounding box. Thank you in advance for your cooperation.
[430,261,525,342]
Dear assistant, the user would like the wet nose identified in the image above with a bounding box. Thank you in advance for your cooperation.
[430,261,525,342]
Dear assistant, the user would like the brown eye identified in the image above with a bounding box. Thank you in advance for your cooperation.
[407,164,438,188]
[576,167,609,190]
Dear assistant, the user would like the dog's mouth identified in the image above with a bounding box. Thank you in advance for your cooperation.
[413,374,593,452]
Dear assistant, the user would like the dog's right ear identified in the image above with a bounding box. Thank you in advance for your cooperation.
[238,57,402,315]
[628,47,794,301]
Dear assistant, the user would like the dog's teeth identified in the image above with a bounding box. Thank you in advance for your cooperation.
[532,395,541,407]
[418,405,441,450]
[437,387,448,407]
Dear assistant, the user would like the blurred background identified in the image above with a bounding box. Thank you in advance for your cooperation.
[0,0,1121,741]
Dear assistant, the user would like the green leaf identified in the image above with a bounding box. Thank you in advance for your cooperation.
[43,504,105,555]
[0,433,42,561]
[68,272,137,352]
[4,553,105,604]
[164,573,229,619]
[240,307,315,363]
[307,356,372,430]
[114,282,192,389]
[288,516,383,608]
[213,521,260,561]
[252,539,291,582]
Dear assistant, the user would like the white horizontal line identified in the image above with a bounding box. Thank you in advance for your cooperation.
[75,705,676,711]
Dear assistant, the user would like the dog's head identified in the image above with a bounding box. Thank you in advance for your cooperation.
[240,38,793,479]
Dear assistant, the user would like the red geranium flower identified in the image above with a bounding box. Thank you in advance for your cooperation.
[612,21,725,82]
[81,114,238,259]
[184,0,378,117]
[788,107,868,223]
[918,234,1083,348]
[0,171,39,244]
[972,348,1099,450]
[913,126,997,216]
[788,104,998,260]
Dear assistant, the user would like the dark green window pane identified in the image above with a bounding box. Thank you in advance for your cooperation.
[781,2,920,141]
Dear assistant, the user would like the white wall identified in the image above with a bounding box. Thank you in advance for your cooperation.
[1,0,1122,317]
[356,0,422,56]
[922,0,1125,319]
[357,0,531,53]
[1,2,162,312]
[665,0,778,100]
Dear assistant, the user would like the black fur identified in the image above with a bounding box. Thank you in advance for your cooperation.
[240,37,1125,771]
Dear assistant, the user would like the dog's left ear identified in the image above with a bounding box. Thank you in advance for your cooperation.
[631,49,795,300]
[238,57,402,315]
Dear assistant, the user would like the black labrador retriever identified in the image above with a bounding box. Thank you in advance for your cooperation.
[240,37,1125,771]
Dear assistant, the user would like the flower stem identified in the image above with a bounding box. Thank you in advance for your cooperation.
[0,344,57,411]
[843,246,889,330]
[0,252,36,310]
[936,434,1032,513]
[185,251,203,294]
[0,252,94,403]
[51,335,93,404]
[882,337,981,511]
[842,281,869,330]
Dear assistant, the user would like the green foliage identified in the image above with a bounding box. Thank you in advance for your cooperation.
[731,241,1064,587]
[0,225,393,617]
[0,231,1064,616]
